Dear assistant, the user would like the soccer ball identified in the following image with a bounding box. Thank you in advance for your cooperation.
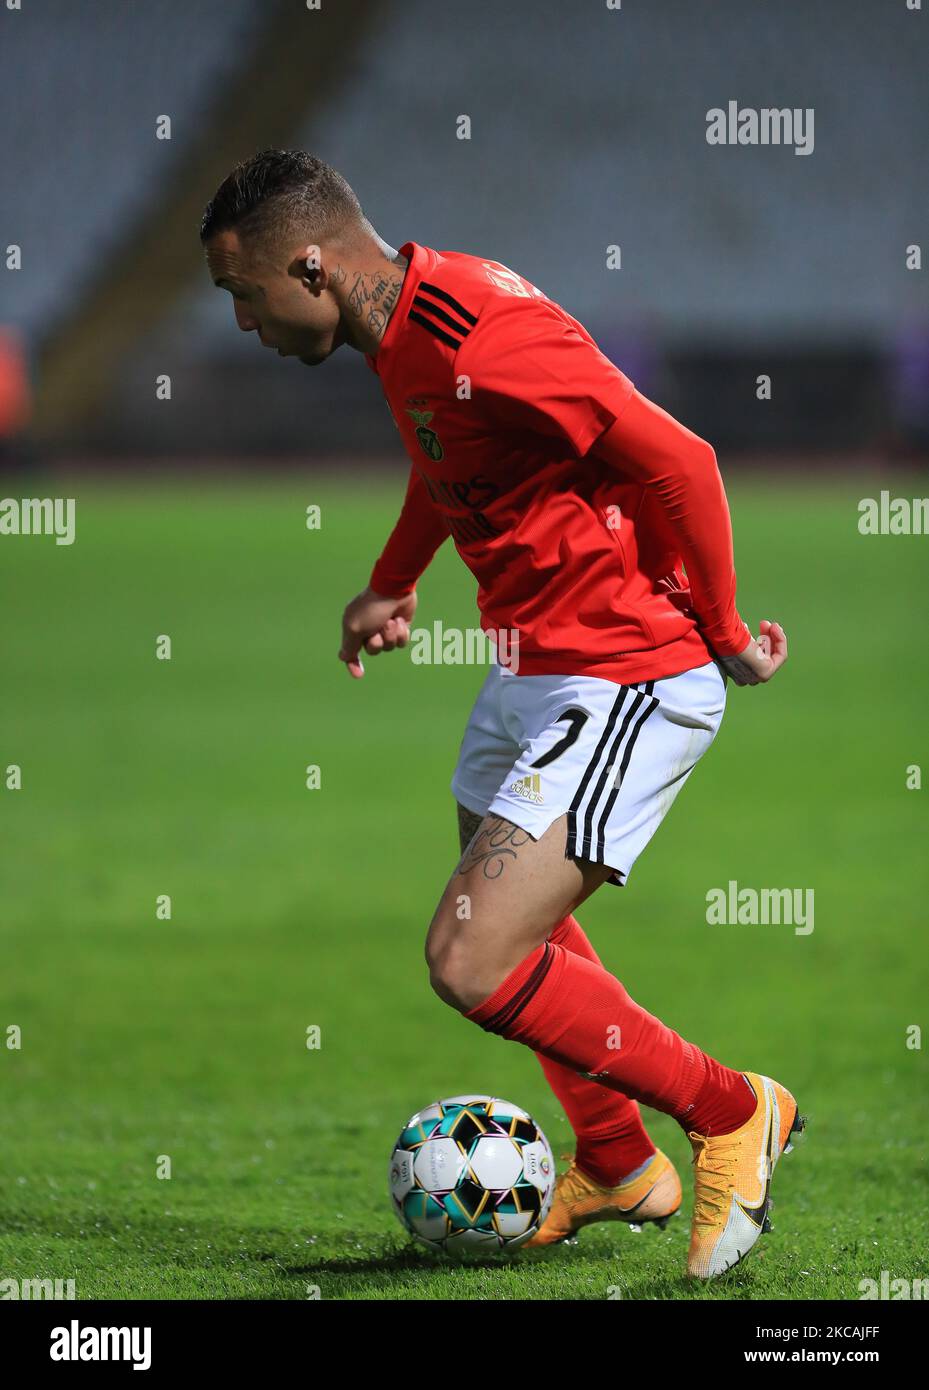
[388,1094,555,1252]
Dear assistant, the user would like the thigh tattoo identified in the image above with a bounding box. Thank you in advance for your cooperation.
[456,803,484,854]
[455,813,533,880]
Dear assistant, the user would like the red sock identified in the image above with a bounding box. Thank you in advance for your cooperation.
[465,941,756,1137]
[539,916,655,1184]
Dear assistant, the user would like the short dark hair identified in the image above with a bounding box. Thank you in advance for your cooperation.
[199,149,366,261]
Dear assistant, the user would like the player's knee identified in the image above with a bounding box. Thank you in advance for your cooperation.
[428,960,466,1011]
[425,932,488,1014]
[426,935,465,1010]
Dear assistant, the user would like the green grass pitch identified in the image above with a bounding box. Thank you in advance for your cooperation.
[1,471,927,1300]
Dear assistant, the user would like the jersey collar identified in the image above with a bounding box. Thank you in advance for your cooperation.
[365,240,432,372]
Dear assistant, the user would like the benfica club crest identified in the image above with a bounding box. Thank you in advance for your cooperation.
[405,399,444,462]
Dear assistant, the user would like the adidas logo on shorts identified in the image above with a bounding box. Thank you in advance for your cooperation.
[509,773,544,804]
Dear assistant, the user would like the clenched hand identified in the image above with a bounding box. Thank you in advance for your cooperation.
[717,620,788,686]
[339,587,418,679]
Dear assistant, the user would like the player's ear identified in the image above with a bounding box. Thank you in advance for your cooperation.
[301,244,323,292]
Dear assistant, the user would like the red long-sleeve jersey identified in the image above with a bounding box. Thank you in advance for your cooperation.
[367,241,750,685]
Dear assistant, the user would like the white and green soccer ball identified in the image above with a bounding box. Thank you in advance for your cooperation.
[388,1094,555,1252]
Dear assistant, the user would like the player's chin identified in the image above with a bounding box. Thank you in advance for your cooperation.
[297,328,344,366]
[298,338,340,367]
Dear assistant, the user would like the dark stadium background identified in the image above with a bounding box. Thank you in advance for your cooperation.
[1,0,927,1307]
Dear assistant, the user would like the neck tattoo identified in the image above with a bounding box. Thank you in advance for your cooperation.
[335,263,405,343]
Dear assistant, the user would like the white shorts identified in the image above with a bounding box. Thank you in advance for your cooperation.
[451,659,727,887]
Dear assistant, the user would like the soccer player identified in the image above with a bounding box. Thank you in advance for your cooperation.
[201,150,800,1278]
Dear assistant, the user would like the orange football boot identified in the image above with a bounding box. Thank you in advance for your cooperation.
[525,1148,681,1247]
[687,1071,805,1279]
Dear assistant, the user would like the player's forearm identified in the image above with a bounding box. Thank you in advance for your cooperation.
[594,391,750,655]
[369,465,449,596]
[647,455,749,654]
